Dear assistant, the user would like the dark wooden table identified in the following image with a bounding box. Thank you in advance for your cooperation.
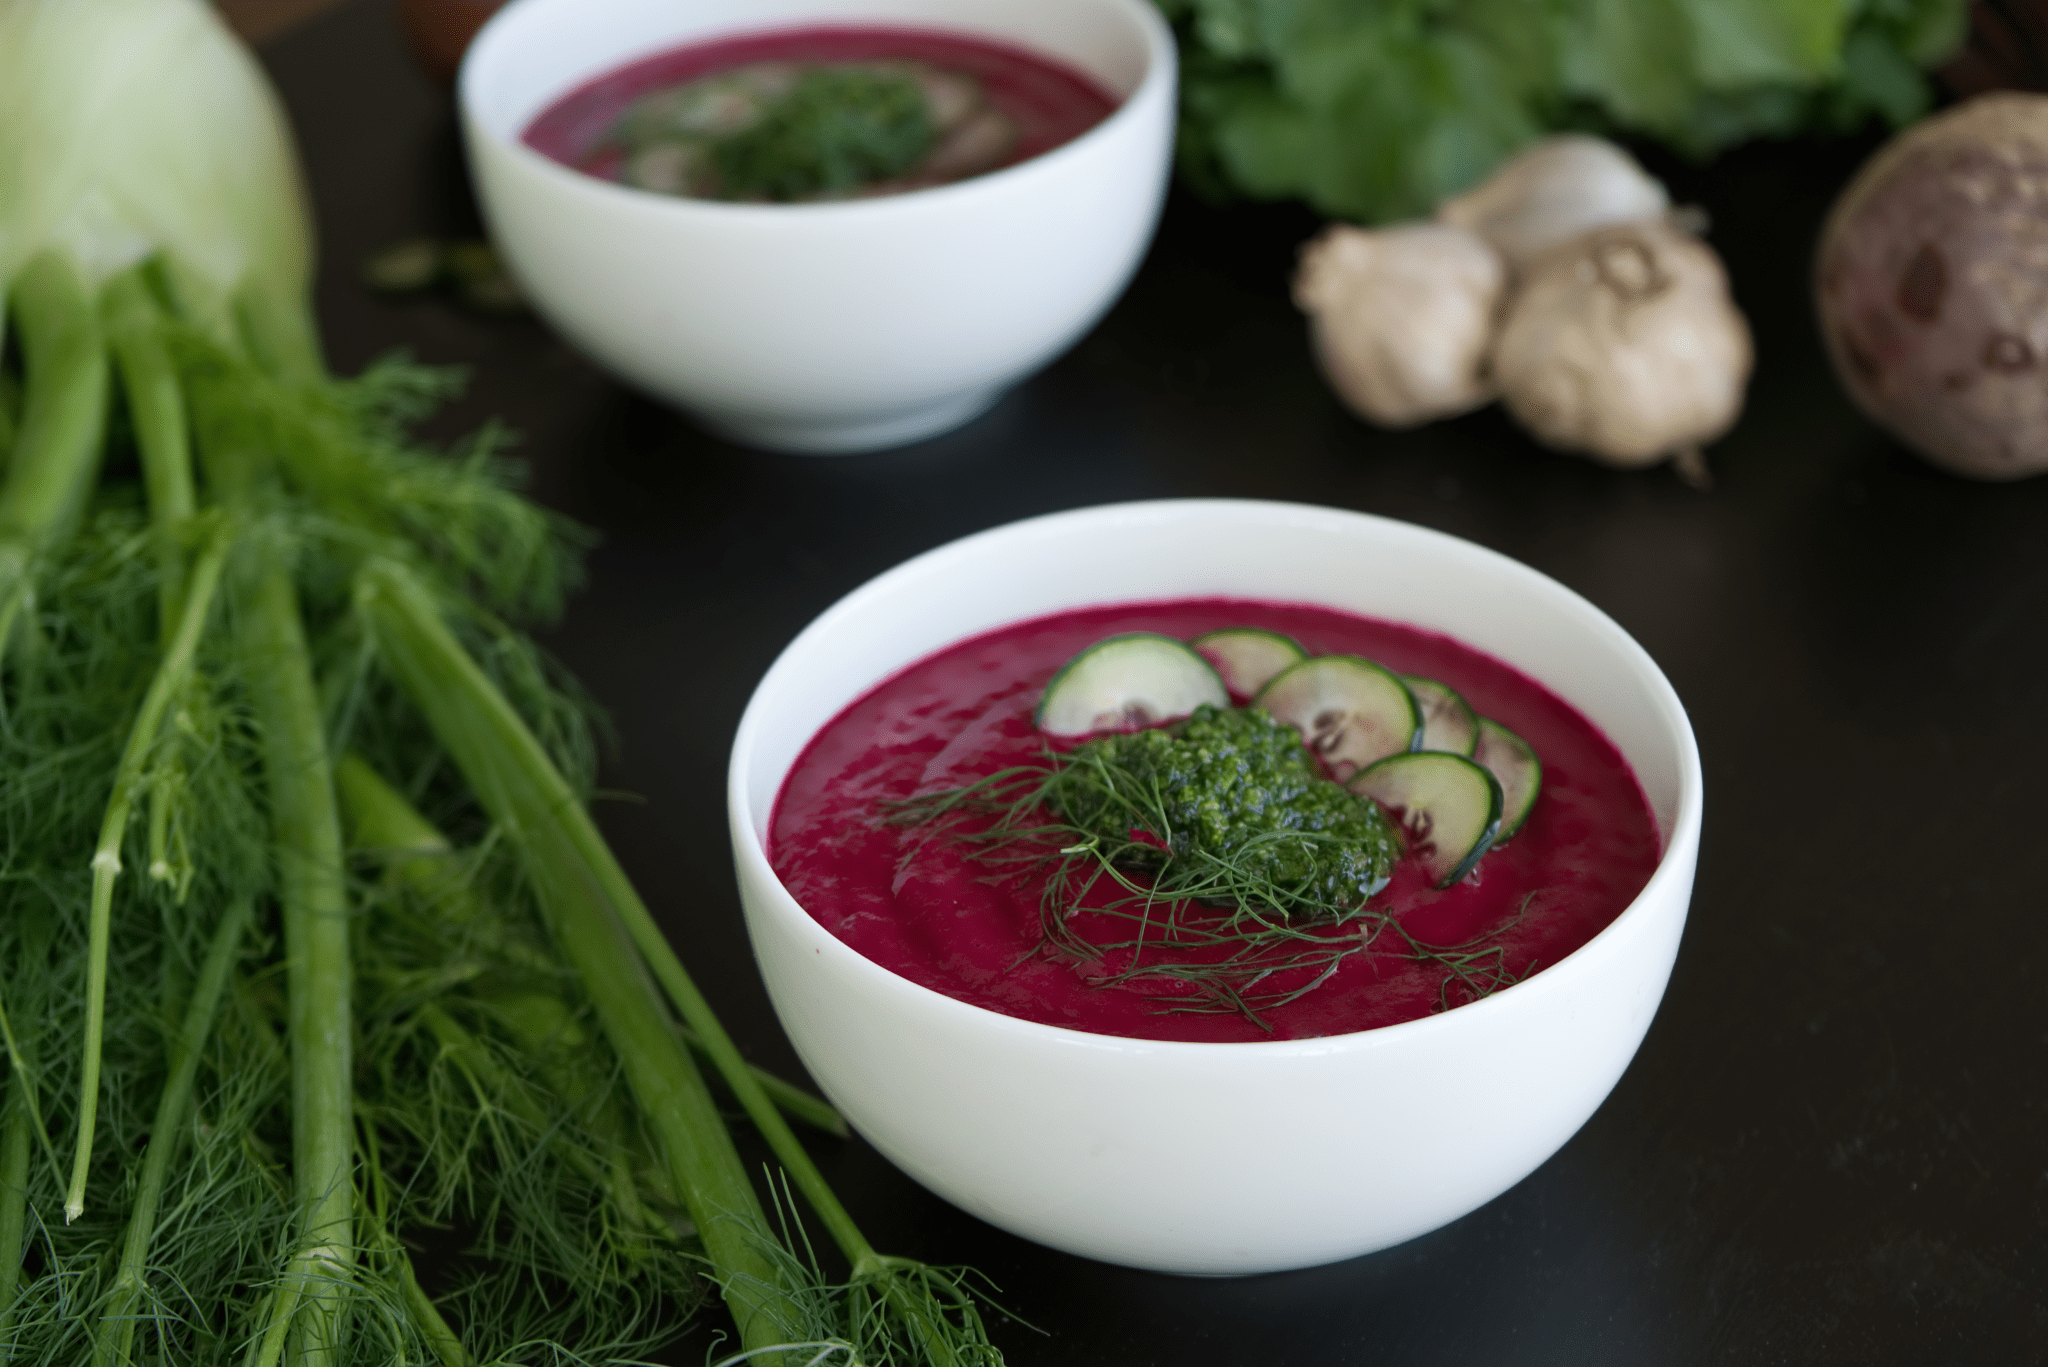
[265,5,2048,1361]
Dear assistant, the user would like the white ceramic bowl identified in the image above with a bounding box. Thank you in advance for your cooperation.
[728,500,1701,1275]
[460,0,1174,454]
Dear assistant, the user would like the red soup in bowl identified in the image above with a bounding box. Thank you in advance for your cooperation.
[523,26,1119,202]
[771,597,1660,1044]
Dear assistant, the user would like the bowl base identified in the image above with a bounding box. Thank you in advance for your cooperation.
[696,386,1004,455]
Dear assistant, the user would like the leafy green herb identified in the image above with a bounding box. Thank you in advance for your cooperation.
[1158,0,1969,221]
[616,64,938,202]
[894,705,1524,1027]
[713,67,936,200]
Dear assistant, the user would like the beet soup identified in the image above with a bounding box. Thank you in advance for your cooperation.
[523,27,1119,201]
[769,600,1662,1044]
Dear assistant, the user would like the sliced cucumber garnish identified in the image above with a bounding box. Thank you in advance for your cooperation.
[1472,717,1542,841]
[1192,628,1307,699]
[1403,675,1479,756]
[1253,656,1421,781]
[1036,634,1229,737]
[1349,751,1503,888]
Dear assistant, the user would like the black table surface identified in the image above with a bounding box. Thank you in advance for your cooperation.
[264,5,2048,1362]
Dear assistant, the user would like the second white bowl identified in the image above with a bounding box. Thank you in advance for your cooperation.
[460,0,1176,453]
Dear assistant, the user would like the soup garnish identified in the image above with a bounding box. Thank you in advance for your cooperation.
[1190,626,1305,696]
[608,61,1013,201]
[890,628,1550,1026]
[1034,632,1225,735]
[1254,654,1422,780]
[1403,673,1480,754]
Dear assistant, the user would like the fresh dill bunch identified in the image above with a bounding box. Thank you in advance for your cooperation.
[0,511,291,1364]
[4,179,1001,1363]
[893,704,1523,1027]
[0,10,867,1359]
[0,323,669,1361]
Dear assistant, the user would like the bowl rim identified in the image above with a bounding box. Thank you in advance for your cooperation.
[727,497,1703,1056]
[458,0,1177,221]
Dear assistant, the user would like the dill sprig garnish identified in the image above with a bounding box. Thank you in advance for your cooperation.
[891,705,1528,1029]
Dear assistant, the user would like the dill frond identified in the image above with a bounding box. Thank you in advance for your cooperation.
[891,706,1527,1028]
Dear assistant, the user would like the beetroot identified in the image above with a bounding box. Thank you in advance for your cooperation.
[1817,93,2048,480]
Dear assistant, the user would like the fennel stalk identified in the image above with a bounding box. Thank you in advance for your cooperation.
[0,2,1009,1361]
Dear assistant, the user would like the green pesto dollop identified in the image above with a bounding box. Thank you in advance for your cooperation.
[1053,704,1401,915]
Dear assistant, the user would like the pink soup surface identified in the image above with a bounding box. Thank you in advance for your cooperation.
[769,600,1663,1044]
[524,26,1118,183]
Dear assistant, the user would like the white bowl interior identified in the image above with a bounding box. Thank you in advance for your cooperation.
[467,0,1159,147]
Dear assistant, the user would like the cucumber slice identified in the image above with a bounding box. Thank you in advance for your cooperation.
[1473,717,1542,841]
[1403,675,1479,756]
[1349,751,1503,888]
[1253,656,1421,781]
[1192,628,1307,699]
[1036,634,1229,737]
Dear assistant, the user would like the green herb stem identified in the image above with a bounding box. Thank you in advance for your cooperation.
[0,970,58,1190]
[108,264,202,892]
[146,756,187,889]
[239,561,355,1366]
[242,1276,307,1367]
[0,1074,26,1331]
[93,895,253,1366]
[0,250,108,667]
[0,251,108,540]
[67,528,230,1224]
[356,558,815,1360]
[197,336,358,1363]
[102,265,196,636]
[0,916,56,1337]
[231,279,324,388]
[395,1252,468,1367]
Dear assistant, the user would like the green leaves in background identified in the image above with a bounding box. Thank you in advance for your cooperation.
[1160,0,1968,220]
